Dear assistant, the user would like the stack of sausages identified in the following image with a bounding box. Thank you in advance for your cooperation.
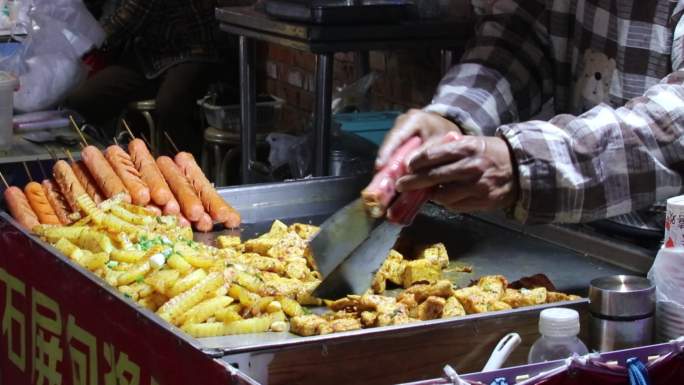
[3,140,241,232]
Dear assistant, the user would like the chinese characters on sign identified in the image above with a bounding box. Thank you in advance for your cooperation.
[1,268,159,385]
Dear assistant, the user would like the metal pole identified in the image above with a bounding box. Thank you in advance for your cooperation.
[239,36,257,184]
[313,53,333,177]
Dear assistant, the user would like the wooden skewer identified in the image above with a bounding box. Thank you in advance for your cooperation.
[64,148,76,163]
[163,131,180,153]
[44,146,57,161]
[122,119,136,139]
[113,136,119,146]
[37,159,48,180]
[0,170,8,188]
[140,132,152,149]
[69,115,88,147]
[22,161,33,182]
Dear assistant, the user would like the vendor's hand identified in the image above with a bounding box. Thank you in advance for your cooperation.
[376,109,462,170]
[396,136,518,213]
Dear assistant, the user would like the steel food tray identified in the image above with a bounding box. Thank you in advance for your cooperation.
[0,176,645,385]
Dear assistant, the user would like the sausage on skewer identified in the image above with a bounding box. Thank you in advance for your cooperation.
[53,160,88,213]
[71,160,104,204]
[4,186,40,230]
[129,139,173,206]
[162,197,180,215]
[156,156,203,222]
[194,212,213,233]
[24,181,61,225]
[104,145,150,206]
[42,179,71,225]
[174,152,241,228]
[81,145,130,202]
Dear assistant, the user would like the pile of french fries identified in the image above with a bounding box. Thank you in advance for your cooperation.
[34,191,320,337]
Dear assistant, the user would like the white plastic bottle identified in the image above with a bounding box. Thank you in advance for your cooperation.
[528,308,589,363]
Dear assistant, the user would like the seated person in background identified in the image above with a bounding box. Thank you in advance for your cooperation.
[378,0,684,224]
[66,0,230,157]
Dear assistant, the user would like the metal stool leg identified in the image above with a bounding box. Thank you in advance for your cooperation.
[313,53,333,176]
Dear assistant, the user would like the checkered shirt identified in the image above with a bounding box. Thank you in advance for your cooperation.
[425,0,684,223]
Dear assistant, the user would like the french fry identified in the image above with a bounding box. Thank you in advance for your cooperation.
[166,254,193,274]
[235,271,263,293]
[228,284,260,307]
[120,201,157,217]
[77,229,114,254]
[76,194,104,224]
[110,205,154,225]
[174,243,214,268]
[182,316,272,338]
[110,249,146,263]
[278,296,304,317]
[157,272,224,323]
[35,225,87,243]
[180,296,234,326]
[79,251,109,271]
[169,269,207,298]
[145,269,181,295]
[216,235,241,249]
[117,261,151,285]
[215,306,243,322]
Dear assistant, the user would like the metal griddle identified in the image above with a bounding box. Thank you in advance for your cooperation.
[0,176,655,384]
[191,176,639,355]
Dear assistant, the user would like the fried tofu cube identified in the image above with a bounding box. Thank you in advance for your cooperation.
[371,271,387,294]
[216,235,241,249]
[402,259,441,288]
[486,301,512,312]
[330,318,362,333]
[405,280,454,302]
[417,296,446,320]
[520,287,547,306]
[454,286,489,314]
[288,223,319,240]
[477,275,508,300]
[244,237,279,255]
[290,315,333,336]
[360,311,378,327]
[267,220,289,237]
[416,243,449,269]
[267,232,309,260]
[442,297,466,318]
[329,295,361,312]
[501,288,525,308]
[382,250,407,285]
[546,291,581,303]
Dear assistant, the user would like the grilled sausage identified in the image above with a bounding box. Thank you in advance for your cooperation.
[145,204,162,216]
[53,160,88,212]
[70,160,104,204]
[361,137,422,218]
[174,152,240,227]
[194,212,213,233]
[129,139,173,206]
[4,186,40,230]
[104,145,150,205]
[162,197,180,215]
[156,156,203,221]
[42,179,71,225]
[24,182,61,225]
[81,145,130,202]
[176,213,191,228]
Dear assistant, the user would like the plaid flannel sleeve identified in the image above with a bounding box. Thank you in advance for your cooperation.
[102,0,159,48]
[424,0,553,136]
[498,70,684,224]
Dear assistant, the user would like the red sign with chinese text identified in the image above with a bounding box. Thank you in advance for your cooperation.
[0,215,251,385]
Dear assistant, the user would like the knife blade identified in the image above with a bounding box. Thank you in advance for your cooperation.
[313,220,403,299]
[308,198,379,277]
[313,189,431,299]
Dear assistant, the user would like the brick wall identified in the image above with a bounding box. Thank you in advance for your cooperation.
[257,1,471,132]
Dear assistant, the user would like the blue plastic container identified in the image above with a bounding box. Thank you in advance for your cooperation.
[334,111,401,145]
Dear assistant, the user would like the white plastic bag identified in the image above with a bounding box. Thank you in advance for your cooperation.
[0,0,104,112]
[648,247,684,304]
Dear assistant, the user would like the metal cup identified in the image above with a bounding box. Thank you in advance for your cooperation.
[589,275,655,352]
